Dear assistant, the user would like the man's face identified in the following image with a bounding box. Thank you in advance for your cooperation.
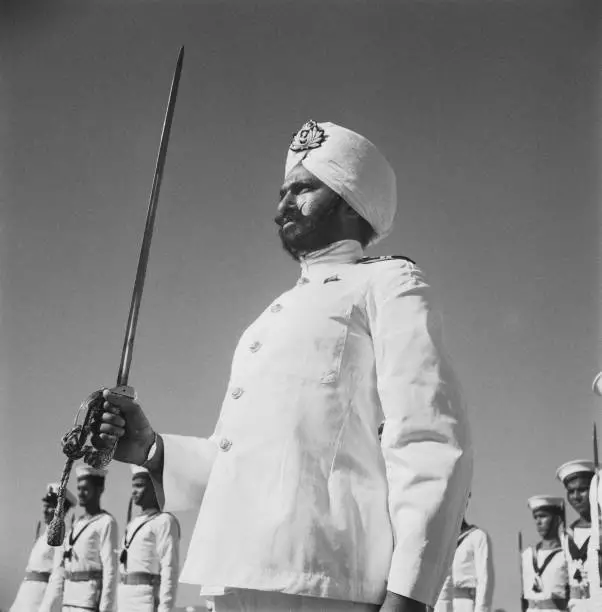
[533,509,558,539]
[131,475,156,508]
[275,165,343,261]
[565,474,592,517]
[42,500,56,525]
[77,478,102,507]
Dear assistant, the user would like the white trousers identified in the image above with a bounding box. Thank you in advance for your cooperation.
[9,580,48,612]
[213,589,381,612]
[433,600,473,612]
[569,599,599,612]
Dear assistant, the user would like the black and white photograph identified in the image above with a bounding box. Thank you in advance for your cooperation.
[1,1,600,611]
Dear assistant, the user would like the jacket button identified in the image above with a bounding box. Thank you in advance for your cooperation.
[219,438,232,452]
[231,387,244,399]
[249,341,261,353]
[297,277,310,286]
[270,303,283,313]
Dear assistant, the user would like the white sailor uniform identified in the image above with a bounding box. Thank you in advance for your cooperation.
[561,525,592,612]
[41,511,118,612]
[434,526,494,612]
[10,526,57,611]
[586,471,602,610]
[117,511,180,612]
[157,239,473,608]
[521,545,568,611]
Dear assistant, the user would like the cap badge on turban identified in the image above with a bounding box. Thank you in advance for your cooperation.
[289,119,327,153]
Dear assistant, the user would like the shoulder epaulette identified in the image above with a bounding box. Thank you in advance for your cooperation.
[357,255,416,265]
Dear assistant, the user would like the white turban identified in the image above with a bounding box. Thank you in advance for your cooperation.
[285,120,397,244]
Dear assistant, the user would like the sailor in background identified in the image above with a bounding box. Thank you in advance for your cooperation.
[10,482,76,612]
[556,460,595,611]
[521,495,568,611]
[587,372,602,609]
[118,465,180,612]
[40,465,118,612]
[434,499,494,612]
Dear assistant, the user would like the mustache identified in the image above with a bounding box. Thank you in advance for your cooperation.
[274,209,303,227]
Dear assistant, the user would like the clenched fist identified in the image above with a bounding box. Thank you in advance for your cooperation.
[91,387,156,466]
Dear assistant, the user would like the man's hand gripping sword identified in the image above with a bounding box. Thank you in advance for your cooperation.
[47,47,185,546]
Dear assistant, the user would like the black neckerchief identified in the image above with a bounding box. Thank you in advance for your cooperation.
[565,525,590,584]
[63,512,106,562]
[532,544,563,576]
[566,530,590,563]
[119,511,160,569]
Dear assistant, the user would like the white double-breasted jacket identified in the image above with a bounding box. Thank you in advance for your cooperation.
[157,240,473,607]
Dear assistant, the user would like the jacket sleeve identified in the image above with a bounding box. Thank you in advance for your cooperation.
[366,259,473,606]
[159,434,219,511]
[156,514,181,612]
[39,544,65,612]
[99,517,118,612]
[474,530,494,612]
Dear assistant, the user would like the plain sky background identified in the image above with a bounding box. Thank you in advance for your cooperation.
[1,0,600,609]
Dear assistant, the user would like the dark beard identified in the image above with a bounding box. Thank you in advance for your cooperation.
[275,196,342,261]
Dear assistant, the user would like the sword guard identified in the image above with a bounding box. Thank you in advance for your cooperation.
[58,388,125,469]
[111,385,137,400]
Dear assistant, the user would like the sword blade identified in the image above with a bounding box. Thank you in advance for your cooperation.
[594,422,599,470]
[116,46,185,386]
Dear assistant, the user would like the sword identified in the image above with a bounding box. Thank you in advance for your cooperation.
[595,423,600,471]
[47,47,185,546]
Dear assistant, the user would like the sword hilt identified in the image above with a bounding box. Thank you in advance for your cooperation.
[96,385,137,465]
[111,385,137,400]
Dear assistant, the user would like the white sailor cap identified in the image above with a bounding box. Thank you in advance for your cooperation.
[130,465,150,477]
[75,465,108,480]
[44,482,77,507]
[555,459,595,484]
[593,372,602,397]
[527,495,564,512]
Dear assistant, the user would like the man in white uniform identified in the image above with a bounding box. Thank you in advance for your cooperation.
[521,495,568,611]
[41,466,119,612]
[10,482,77,612]
[556,460,595,611]
[118,465,180,611]
[434,518,494,612]
[93,119,473,611]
